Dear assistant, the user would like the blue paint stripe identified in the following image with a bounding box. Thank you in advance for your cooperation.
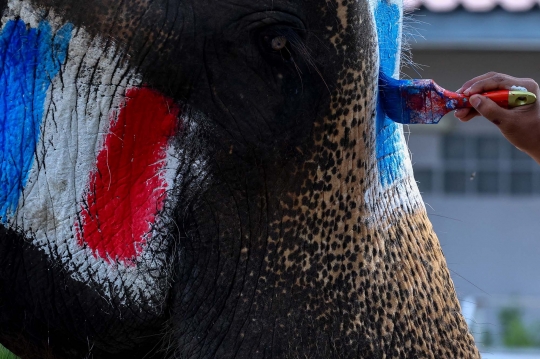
[375,1,406,187]
[0,20,73,221]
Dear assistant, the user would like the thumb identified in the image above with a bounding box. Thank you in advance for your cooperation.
[469,94,513,127]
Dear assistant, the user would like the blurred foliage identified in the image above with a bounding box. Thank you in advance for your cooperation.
[0,344,18,359]
[499,306,540,348]
[481,329,494,347]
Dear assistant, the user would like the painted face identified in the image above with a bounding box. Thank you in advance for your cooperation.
[0,0,416,306]
[0,1,479,358]
[0,0,409,314]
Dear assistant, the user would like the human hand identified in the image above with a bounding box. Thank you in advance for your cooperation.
[454,72,540,165]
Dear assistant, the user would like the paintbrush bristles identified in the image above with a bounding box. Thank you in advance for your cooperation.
[379,73,536,125]
[379,73,459,124]
[378,73,409,124]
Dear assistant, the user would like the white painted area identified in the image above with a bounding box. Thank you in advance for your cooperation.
[2,0,40,28]
[2,0,183,309]
[365,173,426,227]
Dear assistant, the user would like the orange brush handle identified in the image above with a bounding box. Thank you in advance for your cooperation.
[473,91,509,108]
[444,90,510,109]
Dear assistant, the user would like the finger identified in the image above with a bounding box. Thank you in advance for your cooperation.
[522,79,540,96]
[454,108,468,118]
[469,94,514,126]
[454,108,473,121]
[464,73,518,95]
[455,108,480,122]
[465,75,538,96]
[457,72,499,93]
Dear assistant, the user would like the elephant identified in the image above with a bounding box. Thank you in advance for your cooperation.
[0,0,480,358]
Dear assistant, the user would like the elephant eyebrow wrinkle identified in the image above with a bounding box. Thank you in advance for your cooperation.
[277,27,330,94]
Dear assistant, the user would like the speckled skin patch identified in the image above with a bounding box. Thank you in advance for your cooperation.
[0,0,480,358]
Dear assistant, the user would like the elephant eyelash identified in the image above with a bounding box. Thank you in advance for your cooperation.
[264,28,318,73]
[259,26,330,94]
[279,28,330,94]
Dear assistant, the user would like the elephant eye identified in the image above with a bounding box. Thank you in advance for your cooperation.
[257,26,312,68]
[270,36,288,51]
[258,29,294,62]
[261,34,291,54]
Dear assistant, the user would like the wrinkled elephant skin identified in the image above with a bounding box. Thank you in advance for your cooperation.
[0,0,480,358]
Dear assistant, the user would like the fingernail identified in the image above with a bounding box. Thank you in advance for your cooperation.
[456,87,463,93]
[464,87,472,95]
[470,95,481,108]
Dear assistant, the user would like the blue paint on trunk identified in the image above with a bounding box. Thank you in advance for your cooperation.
[374,1,405,187]
[0,20,73,221]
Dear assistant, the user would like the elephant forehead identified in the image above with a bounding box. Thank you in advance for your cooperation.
[0,2,187,308]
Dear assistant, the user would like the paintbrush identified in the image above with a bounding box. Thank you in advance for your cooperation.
[379,72,537,124]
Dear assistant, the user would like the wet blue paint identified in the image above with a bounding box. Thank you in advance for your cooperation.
[379,73,411,123]
[374,1,405,187]
[0,20,73,221]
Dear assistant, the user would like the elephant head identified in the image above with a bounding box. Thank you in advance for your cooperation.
[0,0,480,358]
